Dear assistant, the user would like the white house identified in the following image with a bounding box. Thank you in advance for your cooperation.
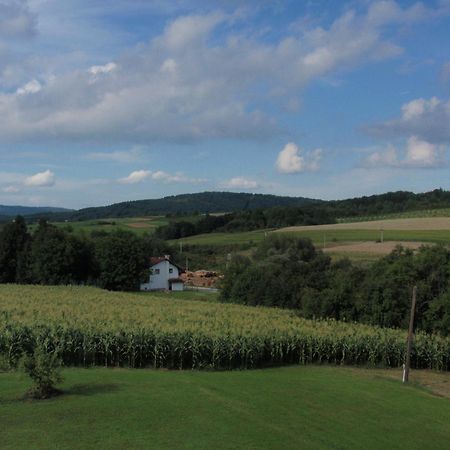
[140,256,184,291]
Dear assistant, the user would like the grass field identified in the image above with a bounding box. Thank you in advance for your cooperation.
[338,208,450,223]
[27,216,169,235]
[1,366,449,449]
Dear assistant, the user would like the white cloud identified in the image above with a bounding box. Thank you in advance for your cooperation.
[221,177,259,189]
[0,2,445,144]
[405,136,439,166]
[89,62,117,76]
[276,142,322,174]
[16,79,41,95]
[119,169,206,185]
[364,136,444,168]
[368,97,450,144]
[276,142,304,173]
[23,169,55,187]
[119,170,151,184]
[2,184,19,193]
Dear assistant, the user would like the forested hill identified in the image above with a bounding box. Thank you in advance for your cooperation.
[325,189,450,218]
[0,205,71,217]
[29,192,319,221]
[4,189,450,223]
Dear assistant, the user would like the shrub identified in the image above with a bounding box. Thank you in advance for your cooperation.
[21,344,63,399]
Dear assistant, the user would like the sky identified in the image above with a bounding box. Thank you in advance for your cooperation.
[0,0,450,209]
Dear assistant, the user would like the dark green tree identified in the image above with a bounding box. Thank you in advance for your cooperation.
[0,216,30,283]
[93,231,148,291]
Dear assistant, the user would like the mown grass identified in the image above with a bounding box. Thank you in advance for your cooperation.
[1,366,449,450]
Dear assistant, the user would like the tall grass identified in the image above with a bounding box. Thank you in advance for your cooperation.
[1,285,448,370]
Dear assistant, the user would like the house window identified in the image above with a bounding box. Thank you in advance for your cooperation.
[169,268,173,273]
[154,269,160,274]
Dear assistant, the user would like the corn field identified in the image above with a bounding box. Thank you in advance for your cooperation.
[1,285,449,370]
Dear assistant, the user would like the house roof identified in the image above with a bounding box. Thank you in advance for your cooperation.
[149,257,184,273]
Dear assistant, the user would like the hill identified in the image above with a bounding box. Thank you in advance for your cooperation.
[29,191,319,221]
[0,205,71,218]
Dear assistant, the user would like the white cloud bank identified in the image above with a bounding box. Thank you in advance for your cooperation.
[364,136,445,168]
[276,142,322,173]
[368,97,450,144]
[1,2,447,144]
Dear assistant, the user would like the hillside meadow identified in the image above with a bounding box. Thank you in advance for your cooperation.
[1,285,449,370]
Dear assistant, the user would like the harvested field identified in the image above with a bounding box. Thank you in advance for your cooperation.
[324,240,427,255]
[278,217,450,232]
[127,222,153,228]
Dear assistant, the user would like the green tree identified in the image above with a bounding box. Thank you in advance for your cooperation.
[0,216,30,283]
[94,231,148,291]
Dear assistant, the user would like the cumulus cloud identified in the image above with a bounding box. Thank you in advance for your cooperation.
[119,169,206,185]
[88,62,117,76]
[0,2,445,144]
[276,142,322,174]
[23,169,55,187]
[221,177,259,189]
[118,170,151,184]
[16,79,41,95]
[367,97,450,144]
[364,136,445,168]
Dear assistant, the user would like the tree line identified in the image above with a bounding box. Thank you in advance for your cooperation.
[221,235,450,336]
[154,206,336,239]
[0,217,171,291]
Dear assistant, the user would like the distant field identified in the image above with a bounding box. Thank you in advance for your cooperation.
[280,217,450,232]
[338,208,450,223]
[27,216,169,235]
[171,229,270,246]
[1,366,449,450]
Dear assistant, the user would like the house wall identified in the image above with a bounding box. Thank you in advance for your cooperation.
[171,281,184,292]
[140,260,180,291]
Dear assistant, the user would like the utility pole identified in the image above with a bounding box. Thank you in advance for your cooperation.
[380,227,384,243]
[403,286,417,383]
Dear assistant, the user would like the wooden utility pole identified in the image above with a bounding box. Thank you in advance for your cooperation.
[403,286,417,383]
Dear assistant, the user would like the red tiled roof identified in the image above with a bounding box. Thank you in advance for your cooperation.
[149,257,184,273]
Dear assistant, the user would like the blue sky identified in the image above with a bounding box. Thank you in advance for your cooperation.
[0,0,449,208]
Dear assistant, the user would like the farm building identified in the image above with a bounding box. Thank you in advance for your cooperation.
[140,256,184,291]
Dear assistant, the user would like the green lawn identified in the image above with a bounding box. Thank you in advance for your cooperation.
[1,366,449,450]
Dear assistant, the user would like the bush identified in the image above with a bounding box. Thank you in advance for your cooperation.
[21,344,63,399]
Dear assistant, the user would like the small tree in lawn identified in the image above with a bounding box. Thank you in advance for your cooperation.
[21,344,63,399]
